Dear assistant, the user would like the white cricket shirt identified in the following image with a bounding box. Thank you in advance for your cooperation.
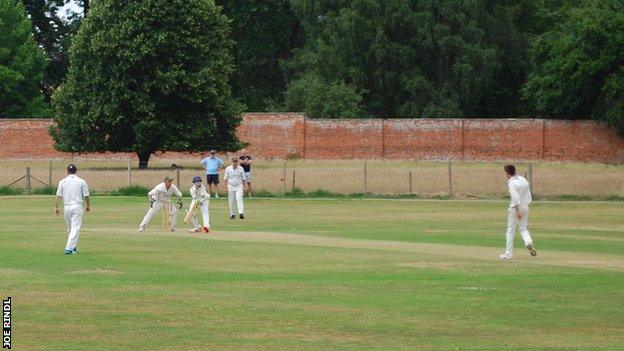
[148,183,183,202]
[56,174,90,206]
[224,165,246,188]
[189,184,210,200]
[508,175,532,209]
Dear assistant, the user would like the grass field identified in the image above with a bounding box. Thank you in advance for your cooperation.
[2,196,624,350]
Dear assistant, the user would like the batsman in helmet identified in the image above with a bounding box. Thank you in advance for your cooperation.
[184,175,211,233]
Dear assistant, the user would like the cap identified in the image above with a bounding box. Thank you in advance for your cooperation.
[232,157,239,161]
[164,176,174,182]
[209,150,217,154]
[192,175,202,183]
[67,164,77,173]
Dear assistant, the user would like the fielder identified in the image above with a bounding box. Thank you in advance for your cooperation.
[139,176,183,232]
[55,164,90,255]
[186,175,211,233]
[224,157,247,219]
[500,164,537,259]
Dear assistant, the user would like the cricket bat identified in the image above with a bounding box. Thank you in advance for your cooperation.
[183,198,199,223]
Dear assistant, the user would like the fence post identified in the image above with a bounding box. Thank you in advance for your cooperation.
[448,161,453,197]
[363,162,368,194]
[48,161,52,187]
[292,170,296,190]
[282,161,286,194]
[176,168,180,186]
[25,167,32,193]
[127,159,132,187]
[409,170,413,195]
[528,163,533,189]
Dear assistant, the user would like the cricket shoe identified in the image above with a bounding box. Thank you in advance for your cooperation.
[202,226,210,233]
[499,254,512,260]
[230,215,236,219]
[526,244,537,257]
[73,248,78,254]
[138,226,145,233]
[189,228,201,233]
[64,250,73,255]
[215,194,220,199]
[239,214,245,219]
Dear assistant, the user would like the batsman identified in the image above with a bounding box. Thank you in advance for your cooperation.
[185,175,211,233]
[139,176,183,232]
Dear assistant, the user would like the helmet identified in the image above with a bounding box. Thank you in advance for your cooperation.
[192,175,202,183]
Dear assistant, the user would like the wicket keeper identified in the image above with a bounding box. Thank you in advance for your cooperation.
[139,176,183,232]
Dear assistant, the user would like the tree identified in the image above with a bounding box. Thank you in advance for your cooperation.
[51,0,243,168]
[523,0,624,135]
[22,0,73,100]
[284,0,538,118]
[216,0,301,111]
[0,0,49,117]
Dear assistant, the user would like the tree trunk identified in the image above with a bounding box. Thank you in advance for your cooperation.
[83,0,90,16]
[137,151,151,170]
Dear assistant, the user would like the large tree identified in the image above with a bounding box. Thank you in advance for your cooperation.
[51,0,243,168]
[0,0,49,117]
[22,0,73,100]
[283,0,537,118]
[216,0,301,111]
[523,0,624,135]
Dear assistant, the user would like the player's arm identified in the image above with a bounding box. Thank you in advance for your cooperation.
[55,196,62,216]
[83,181,91,212]
[223,168,229,188]
[173,186,183,208]
[54,181,63,215]
[508,185,521,218]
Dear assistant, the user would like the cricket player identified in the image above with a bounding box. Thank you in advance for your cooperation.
[500,164,537,259]
[224,157,247,219]
[188,175,211,233]
[139,176,183,232]
[55,164,90,255]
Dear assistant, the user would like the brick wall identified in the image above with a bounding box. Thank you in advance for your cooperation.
[1,115,623,162]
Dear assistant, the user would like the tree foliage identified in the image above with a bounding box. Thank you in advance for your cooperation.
[216,0,301,111]
[523,0,624,135]
[51,0,243,168]
[283,0,534,118]
[22,0,76,100]
[0,0,49,117]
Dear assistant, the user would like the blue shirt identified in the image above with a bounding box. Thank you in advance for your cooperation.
[201,157,223,174]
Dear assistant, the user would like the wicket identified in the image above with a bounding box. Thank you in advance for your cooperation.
[162,201,172,231]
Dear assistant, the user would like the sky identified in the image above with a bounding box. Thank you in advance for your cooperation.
[58,0,82,20]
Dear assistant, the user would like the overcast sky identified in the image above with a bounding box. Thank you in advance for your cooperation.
[58,0,82,20]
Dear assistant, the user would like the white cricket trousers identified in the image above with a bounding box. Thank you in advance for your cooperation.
[228,186,244,215]
[139,200,179,229]
[503,206,533,257]
[64,204,83,251]
[191,201,211,229]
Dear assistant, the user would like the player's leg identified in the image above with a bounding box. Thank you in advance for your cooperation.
[169,203,179,231]
[189,214,201,232]
[213,175,220,198]
[519,206,536,256]
[139,200,163,231]
[228,188,236,218]
[501,209,519,259]
[200,201,210,232]
[235,187,244,218]
[68,205,83,252]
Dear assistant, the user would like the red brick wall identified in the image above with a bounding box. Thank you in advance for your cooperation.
[303,119,383,159]
[1,115,623,162]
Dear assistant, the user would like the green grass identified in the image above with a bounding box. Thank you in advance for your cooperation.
[1,196,623,350]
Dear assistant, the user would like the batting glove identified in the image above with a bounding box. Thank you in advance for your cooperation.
[177,199,184,209]
[149,197,156,208]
